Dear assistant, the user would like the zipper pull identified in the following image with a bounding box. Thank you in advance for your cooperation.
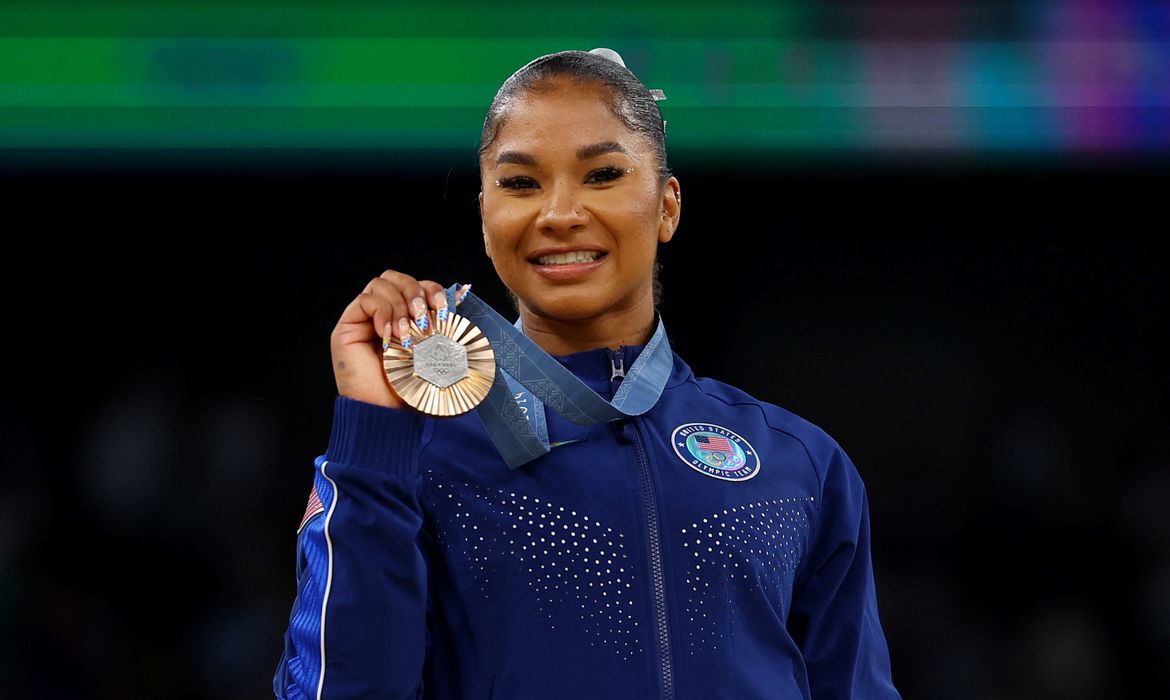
[616,418,636,444]
[610,352,626,381]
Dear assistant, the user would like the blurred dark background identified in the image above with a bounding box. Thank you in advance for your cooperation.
[2,2,1168,699]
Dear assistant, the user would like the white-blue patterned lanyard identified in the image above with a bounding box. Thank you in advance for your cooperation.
[445,283,673,468]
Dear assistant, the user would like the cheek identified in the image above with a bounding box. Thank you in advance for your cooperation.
[622,181,664,226]
[483,200,532,255]
[609,196,662,260]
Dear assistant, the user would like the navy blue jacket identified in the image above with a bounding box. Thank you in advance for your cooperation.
[274,342,901,699]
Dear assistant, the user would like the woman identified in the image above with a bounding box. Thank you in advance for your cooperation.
[274,49,901,699]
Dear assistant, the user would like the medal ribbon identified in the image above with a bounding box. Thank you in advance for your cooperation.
[444,284,673,469]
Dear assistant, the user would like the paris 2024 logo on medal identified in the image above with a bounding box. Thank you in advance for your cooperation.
[671,423,761,482]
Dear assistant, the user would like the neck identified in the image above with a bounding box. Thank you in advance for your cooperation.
[519,302,657,356]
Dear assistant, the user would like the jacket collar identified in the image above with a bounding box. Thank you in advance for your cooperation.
[549,342,647,399]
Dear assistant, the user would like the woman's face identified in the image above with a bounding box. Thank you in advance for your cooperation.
[478,77,681,327]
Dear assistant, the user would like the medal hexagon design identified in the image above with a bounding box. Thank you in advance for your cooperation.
[413,334,469,388]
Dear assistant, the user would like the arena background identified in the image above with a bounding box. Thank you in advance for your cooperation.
[2,2,1167,698]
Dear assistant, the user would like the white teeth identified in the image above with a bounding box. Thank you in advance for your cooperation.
[536,251,602,265]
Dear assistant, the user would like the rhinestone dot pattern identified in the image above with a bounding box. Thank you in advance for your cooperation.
[423,470,644,661]
[680,496,814,655]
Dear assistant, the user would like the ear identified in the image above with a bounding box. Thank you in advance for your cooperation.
[479,190,492,259]
[657,177,681,244]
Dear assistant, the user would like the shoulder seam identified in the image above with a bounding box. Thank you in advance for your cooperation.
[684,375,828,497]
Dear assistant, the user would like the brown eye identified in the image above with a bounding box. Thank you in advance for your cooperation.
[496,176,539,190]
[585,166,628,184]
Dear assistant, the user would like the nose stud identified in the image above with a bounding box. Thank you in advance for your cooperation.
[542,203,583,219]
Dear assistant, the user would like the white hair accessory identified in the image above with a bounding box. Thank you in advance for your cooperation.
[588,47,626,67]
[588,47,668,102]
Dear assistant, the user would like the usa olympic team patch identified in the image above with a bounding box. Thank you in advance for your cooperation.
[671,423,760,481]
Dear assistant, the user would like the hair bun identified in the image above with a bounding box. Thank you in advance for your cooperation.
[588,47,626,67]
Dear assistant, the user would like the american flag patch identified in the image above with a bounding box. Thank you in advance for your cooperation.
[297,484,325,533]
[696,435,732,453]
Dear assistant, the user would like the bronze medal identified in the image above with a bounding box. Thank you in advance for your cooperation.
[382,306,495,417]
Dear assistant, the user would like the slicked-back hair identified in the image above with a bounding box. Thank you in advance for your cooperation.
[478,50,671,186]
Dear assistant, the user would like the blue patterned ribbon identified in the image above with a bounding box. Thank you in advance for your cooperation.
[444,284,673,469]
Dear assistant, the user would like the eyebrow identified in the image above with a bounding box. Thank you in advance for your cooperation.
[495,150,537,166]
[577,141,628,160]
[495,141,629,167]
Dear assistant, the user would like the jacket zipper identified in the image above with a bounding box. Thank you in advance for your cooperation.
[611,350,674,699]
[610,352,625,381]
[632,418,674,700]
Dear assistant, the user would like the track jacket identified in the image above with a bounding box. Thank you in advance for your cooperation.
[274,340,901,699]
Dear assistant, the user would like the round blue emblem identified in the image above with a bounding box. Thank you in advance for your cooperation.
[670,423,760,481]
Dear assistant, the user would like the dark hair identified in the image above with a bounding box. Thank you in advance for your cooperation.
[478,49,672,186]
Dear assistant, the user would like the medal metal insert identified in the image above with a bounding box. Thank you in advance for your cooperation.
[413,334,468,388]
[383,308,495,417]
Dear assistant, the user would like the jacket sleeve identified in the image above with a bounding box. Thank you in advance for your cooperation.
[273,394,431,700]
[787,443,901,700]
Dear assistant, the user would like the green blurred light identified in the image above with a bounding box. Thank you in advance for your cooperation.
[2,2,1161,160]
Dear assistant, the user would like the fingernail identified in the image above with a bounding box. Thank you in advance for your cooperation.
[410,297,429,331]
[402,336,413,350]
[397,318,409,340]
[382,322,393,351]
[434,292,449,321]
[454,283,471,305]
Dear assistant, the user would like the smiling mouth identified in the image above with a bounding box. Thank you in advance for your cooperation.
[531,251,607,265]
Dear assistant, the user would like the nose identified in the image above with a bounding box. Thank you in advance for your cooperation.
[535,181,588,234]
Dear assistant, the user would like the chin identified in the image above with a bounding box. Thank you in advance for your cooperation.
[522,289,611,323]
[535,301,609,323]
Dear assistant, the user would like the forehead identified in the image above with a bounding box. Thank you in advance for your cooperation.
[486,79,645,158]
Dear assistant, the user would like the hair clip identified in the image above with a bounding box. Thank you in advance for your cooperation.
[589,47,625,66]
